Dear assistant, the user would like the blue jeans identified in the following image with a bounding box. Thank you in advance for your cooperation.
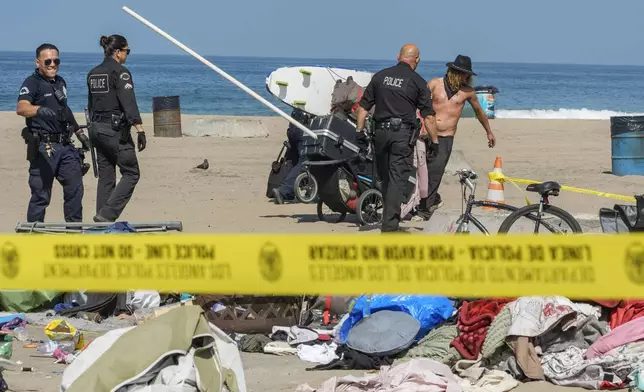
[27,142,84,222]
[277,126,304,199]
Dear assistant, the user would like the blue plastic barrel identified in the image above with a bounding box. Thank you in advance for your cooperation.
[474,86,499,119]
[611,116,644,176]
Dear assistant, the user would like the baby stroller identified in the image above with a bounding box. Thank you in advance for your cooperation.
[299,114,384,226]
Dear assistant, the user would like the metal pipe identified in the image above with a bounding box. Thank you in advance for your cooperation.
[15,221,183,231]
[121,6,318,139]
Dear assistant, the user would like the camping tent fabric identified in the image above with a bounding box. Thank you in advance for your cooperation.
[60,305,246,392]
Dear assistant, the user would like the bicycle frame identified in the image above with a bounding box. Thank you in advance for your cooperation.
[455,181,518,234]
[454,171,570,234]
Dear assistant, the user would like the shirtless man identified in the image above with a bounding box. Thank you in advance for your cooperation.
[416,54,496,220]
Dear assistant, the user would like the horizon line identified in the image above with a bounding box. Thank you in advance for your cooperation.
[0,49,642,68]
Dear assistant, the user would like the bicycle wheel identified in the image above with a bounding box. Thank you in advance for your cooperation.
[356,188,383,226]
[317,200,347,223]
[294,172,318,203]
[498,204,582,234]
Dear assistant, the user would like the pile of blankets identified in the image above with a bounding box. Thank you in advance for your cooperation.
[288,296,644,392]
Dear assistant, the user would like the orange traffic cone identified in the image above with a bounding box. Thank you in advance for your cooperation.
[484,157,505,210]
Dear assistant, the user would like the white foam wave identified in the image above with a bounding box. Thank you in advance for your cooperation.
[496,108,644,120]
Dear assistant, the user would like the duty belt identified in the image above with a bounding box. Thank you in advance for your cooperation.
[91,113,121,124]
[35,133,70,143]
[374,121,413,131]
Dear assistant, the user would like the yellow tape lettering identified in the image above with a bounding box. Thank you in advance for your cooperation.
[54,244,90,259]
[309,264,364,282]
[469,245,524,261]
[548,245,592,262]
[309,245,358,260]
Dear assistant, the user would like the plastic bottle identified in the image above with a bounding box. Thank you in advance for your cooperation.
[12,327,28,342]
[36,341,58,356]
[37,340,75,356]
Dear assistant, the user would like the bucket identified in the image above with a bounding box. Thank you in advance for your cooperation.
[610,116,644,176]
[474,86,499,119]
[152,96,182,137]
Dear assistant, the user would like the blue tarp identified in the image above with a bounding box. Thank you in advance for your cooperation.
[86,222,138,234]
[338,295,456,343]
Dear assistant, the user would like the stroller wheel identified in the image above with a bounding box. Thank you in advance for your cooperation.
[317,200,347,223]
[294,172,318,204]
[357,189,383,226]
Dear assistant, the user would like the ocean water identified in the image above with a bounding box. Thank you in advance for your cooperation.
[1,51,643,119]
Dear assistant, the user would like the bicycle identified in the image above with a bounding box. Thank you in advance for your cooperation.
[452,168,582,234]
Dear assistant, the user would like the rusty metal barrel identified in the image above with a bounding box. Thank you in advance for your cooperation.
[152,96,182,137]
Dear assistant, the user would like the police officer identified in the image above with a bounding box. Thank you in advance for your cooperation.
[355,44,439,233]
[16,43,90,223]
[87,34,146,223]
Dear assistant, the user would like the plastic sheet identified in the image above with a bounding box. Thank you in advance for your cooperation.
[610,116,644,135]
[338,295,455,343]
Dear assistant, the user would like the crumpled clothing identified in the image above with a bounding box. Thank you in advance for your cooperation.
[306,345,394,371]
[507,296,587,337]
[610,301,644,330]
[541,315,608,354]
[298,343,339,365]
[541,345,644,389]
[586,315,644,359]
[403,324,461,366]
[506,336,544,380]
[485,347,525,381]
[452,360,519,392]
[239,334,272,353]
[481,306,512,359]
[296,358,463,392]
[270,325,319,345]
[451,299,512,360]
[264,341,297,356]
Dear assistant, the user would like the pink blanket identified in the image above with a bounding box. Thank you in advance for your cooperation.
[585,315,644,359]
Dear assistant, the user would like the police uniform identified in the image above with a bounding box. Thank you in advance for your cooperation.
[86,56,143,222]
[18,70,84,222]
[357,61,435,232]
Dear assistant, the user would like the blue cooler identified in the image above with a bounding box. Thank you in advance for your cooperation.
[474,86,499,119]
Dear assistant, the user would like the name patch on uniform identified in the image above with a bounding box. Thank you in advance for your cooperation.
[89,74,109,94]
[383,77,404,88]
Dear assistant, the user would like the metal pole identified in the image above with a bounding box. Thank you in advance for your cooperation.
[121,6,317,139]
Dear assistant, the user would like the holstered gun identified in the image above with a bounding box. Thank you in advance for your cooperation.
[21,127,39,161]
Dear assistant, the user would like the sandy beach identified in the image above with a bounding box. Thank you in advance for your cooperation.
[1,112,643,391]
[1,112,642,233]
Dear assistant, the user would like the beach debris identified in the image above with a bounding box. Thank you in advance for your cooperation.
[195,159,209,170]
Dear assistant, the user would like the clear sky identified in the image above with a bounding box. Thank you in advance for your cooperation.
[2,0,643,65]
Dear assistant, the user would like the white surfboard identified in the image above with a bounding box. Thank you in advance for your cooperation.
[265,66,374,116]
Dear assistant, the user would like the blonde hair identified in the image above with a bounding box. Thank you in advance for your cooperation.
[447,68,471,91]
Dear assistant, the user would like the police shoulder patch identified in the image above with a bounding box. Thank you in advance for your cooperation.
[120,72,131,81]
[19,87,29,96]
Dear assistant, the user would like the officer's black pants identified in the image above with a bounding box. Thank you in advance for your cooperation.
[27,142,84,222]
[373,127,414,232]
[89,123,140,221]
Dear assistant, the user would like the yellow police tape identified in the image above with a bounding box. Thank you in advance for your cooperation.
[2,233,644,299]
[488,171,636,203]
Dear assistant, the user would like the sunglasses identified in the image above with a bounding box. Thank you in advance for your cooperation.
[120,48,131,55]
[43,58,60,66]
